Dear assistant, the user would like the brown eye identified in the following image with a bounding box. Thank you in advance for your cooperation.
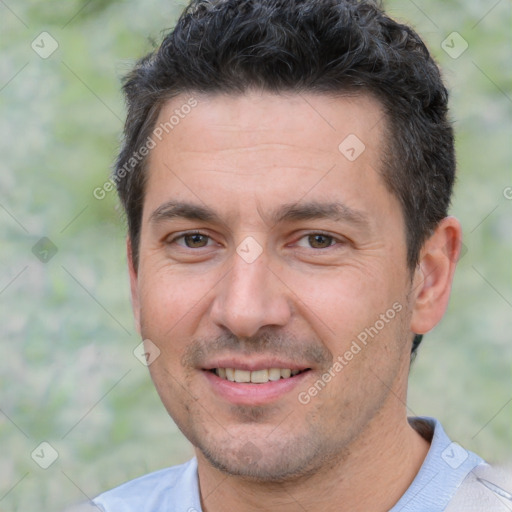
[307,234,334,249]
[182,233,210,248]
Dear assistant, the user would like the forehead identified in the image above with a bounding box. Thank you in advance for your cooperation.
[154,91,386,155]
[143,91,398,230]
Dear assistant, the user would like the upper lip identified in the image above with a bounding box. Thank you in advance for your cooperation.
[202,358,311,372]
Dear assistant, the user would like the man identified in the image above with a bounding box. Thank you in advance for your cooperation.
[83,0,510,510]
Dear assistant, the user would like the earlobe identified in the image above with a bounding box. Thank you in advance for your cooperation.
[127,237,141,335]
[410,216,462,335]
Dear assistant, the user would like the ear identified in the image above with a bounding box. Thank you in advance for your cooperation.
[127,237,141,336]
[410,216,462,334]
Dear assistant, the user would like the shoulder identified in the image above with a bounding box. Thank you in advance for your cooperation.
[89,458,200,512]
[445,463,512,511]
[392,417,488,512]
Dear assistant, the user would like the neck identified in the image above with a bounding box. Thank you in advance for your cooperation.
[196,405,430,512]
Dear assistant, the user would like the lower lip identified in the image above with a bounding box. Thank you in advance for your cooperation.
[203,370,311,406]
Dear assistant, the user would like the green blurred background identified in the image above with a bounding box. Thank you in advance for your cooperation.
[1,1,511,510]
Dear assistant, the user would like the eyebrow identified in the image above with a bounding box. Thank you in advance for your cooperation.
[271,201,369,227]
[150,201,220,224]
[149,200,370,228]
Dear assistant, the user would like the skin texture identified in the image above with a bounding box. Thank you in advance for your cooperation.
[128,92,462,511]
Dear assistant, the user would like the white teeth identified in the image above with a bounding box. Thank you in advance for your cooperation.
[250,369,269,383]
[234,369,251,383]
[214,367,303,383]
[268,368,281,381]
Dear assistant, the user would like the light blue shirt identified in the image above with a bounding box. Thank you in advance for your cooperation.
[91,417,485,512]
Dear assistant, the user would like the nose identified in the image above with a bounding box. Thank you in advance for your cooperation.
[209,246,292,339]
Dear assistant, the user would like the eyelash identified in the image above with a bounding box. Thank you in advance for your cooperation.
[167,231,344,250]
[168,231,215,248]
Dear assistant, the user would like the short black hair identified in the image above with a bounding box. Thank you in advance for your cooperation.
[114,0,456,356]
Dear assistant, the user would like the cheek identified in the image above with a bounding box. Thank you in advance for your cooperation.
[136,266,211,361]
[288,263,403,336]
[136,265,207,417]
[139,259,213,316]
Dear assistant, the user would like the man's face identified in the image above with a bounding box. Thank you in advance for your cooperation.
[130,92,417,480]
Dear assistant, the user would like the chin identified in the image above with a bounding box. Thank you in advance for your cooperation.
[193,427,337,483]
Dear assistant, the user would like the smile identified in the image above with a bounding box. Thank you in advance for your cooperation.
[203,365,312,405]
[211,368,308,383]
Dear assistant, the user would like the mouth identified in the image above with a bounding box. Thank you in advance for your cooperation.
[208,367,310,383]
[200,356,314,404]
[202,364,312,405]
